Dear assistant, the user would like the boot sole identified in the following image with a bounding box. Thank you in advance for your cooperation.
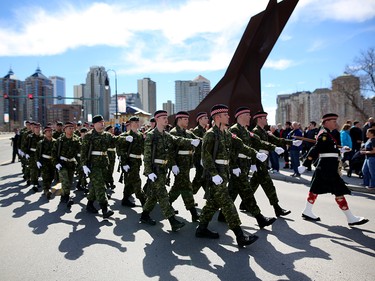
[302,213,321,221]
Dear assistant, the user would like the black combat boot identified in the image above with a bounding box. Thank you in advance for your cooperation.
[32,184,39,192]
[273,203,291,217]
[121,197,136,207]
[239,201,249,212]
[86,200,98,214]
[168,216,185,232]
[60,194,69,203]
[232,226,258,247]
[195,223,220,239]
[189,207,200,222]
[100,203,114,219]
[217,210,226,222]
[255,214,277,229]
[140,211,156,225]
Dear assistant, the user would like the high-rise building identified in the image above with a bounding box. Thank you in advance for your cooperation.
[138,78,156,114]
[175,75,210,112]
[49,76,66,105]
[162,100,174,116]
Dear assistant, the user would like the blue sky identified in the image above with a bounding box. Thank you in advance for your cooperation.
[1,0,375,123]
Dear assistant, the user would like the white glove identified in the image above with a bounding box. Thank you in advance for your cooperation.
[125,135,133,142]
[212,175,223,185]
[18,149,23,157]
[274,147,284,155]
[191,139,200,147]
[256,152,267,162]
[83,165,91,176]
[298,165,307,174]
[36,161,42,169]
[232,168,241,177]
[25,154,30,160]
[292,140,303,147]
[250,165,258,172]
[340,146,350,153]
[172,165,180,175]
[148,173,157,182]
[55,163,62,171]
[123,165,130,172]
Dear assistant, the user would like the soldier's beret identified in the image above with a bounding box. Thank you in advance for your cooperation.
[129,116,139,122]
[43,126,52,132]
[235,107,251,119]
[154,110,167,119]
[210,104,228,117]
[29,121,36,125]
[25,121,30,124]
[322,113,338,122]
[252,111,268,119]
[92,115,104,124]
[175,111,189,119]
[105,125,113,131]
[196,112,208,122]
[64,121,74,128]
[56,121,63,126]
[80,127,88,133]
[150,117,155,123]
[33,122,41,127]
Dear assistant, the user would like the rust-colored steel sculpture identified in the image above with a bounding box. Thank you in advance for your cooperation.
[168,0,299,128]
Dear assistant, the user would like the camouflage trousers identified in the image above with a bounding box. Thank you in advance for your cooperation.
[87,165,108,204]
[169,166,195,210]
[143,171,175,219]
[59,166,75,196]
[105,151,116,185]
[40,160,55,193]
[192,160,205,194]
[229,172,261,216]
[21,156,29,180]
[249,163,279,206]
[29,156,39,185]
[199,175,241,229]
[123,162,146,202]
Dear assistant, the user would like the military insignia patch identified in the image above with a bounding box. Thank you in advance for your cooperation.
[322,136,327,141]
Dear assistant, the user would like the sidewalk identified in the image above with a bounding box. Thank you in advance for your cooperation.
[268,159,375,195]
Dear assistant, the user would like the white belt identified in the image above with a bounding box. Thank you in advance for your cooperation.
[178,150,193,155]
[91,151,107,156]
[60,156,77,162]
[154,159,168,165]
[259,149,269,155]
[107,148,116,152]
[129,153,142,159]
[77,153,81,157]
[30,148,37,152]
[238,153,249,159]
[215,159,229,165]
[42,154,52,159]
[319,153,339,158]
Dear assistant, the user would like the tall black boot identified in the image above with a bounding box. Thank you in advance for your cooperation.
[255,213,276,229]
[140,211,156,225]
[86,200,98,214]
[232,225,258,247]
[100,203,114,219]
[195,223,219,239]
[273,203,291,217]
[168,216,185,232]
[189,207,200,222]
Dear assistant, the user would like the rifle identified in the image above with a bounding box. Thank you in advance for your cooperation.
[119,134,134,183]
[203,124,220,198]
[293,135,350,150]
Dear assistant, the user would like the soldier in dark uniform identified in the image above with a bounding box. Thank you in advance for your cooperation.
[81,115,118,219]
[117,116,147,207]
[192,112,209,195]
[168,111,200,222]
[52,122,81,208]
[140,110,200,232]
[195,104,264,247]
[36,126,56,199]
[250,111,301,217]
[299,113,369,226]
[105,125,116,190]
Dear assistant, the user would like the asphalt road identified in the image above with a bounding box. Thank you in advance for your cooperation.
[0,133,374,281]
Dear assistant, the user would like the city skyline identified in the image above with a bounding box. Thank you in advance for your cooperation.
[1,0,375,123]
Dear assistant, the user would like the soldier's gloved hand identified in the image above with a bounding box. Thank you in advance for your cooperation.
[274,147,284,155]
[212,175,223,185]
[172,165,180,175]
[25,154,30,159]
[18,149,23,157]
[148,173,157,182]
[250,164,257,172]
[190,139,200,147]
[125,135,133,142]
[298,165,307,174]
[256,152,267,162]
[55,163,62,171]
[83,165,91,176]
[36,161,42,169]
[340,146,350,153]
[123,165,130,172]
[292,140,303,147]
[232,168,241,177]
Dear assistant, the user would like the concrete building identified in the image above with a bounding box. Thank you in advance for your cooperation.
[175,75,210,112]
[138,78,156,114]
[163,100,174,116]
[49,76,66,105]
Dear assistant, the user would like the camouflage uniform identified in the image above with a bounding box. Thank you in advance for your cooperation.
[191,124,206,194]
[117,130,146,206]
[19,126,32,182]
[52,130,63,140]
[36,136,56,197]
[105,139,116,189]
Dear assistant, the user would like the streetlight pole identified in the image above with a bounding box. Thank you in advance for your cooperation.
[104,69,118,126]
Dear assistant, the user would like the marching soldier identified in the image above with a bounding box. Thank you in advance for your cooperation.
[52,122,81,207]
[75,127,89,192]
[18,120,32,183]
[299,113,369,226]
[117,116,147,207]
[140,110,200,232]
[168,111,200,222]
[105,125,116,190]
[192,112,209,195]
[36,126,56,199]
[52,121,64,139]
[81,115,119,219]
[195,104,266,247]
